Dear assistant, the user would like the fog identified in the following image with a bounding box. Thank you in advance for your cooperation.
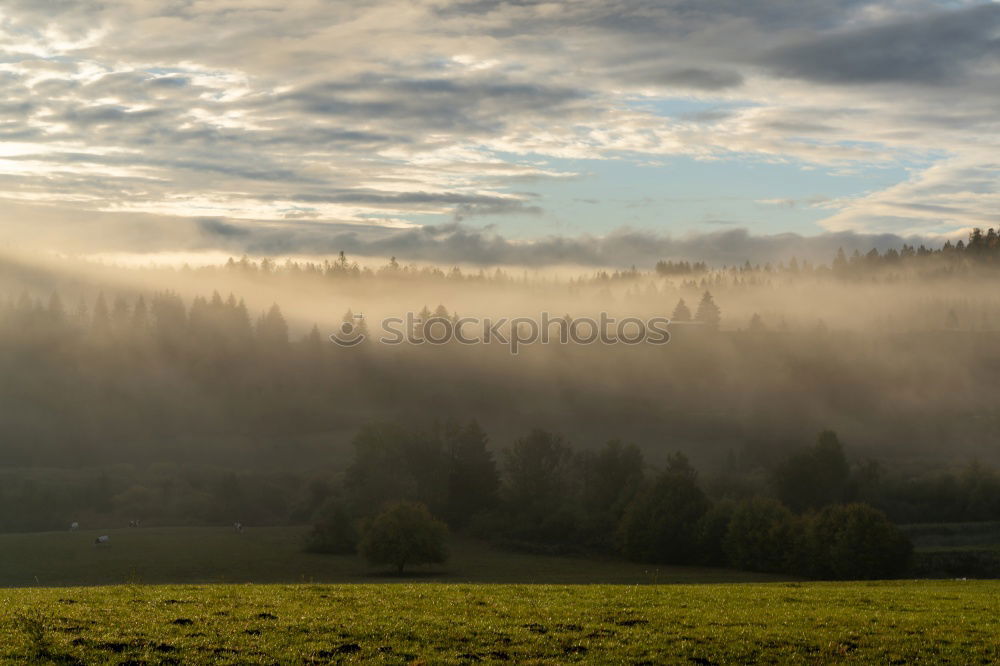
[3,240,1000,558]
[3,245,998,473]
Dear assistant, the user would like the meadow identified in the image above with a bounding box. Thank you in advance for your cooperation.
[2,580,998,664]
[0,526,779,588]
[1,527,998,663]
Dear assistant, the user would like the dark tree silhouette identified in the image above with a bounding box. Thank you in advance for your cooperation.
[618,453,710,564]
[359,501,448,573]
[772,430,850,512]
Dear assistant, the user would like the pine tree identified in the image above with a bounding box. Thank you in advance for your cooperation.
[671,298,692,322]
[73,297,89,329]
[832,247,848,275]
[256,304,289,347]
[303,324,324,359]
[91,293,111,337]
[132,296,149,331]
[342,308,368,338]
[111,296,130,332]
[415,305,432,340]
[695,291,721,330]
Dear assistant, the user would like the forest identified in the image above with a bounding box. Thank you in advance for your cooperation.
[2,236,1000,570]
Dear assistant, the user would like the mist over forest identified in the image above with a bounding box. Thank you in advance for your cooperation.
[5,2,1000,661]
[3,236,1000,549]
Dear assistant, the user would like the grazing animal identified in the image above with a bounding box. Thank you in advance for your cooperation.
[70,522,79,531]
[128,520,141,528]
[234,521,244,533]
[94,535,110,546]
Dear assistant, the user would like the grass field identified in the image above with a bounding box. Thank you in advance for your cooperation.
[1,580,998,664]
[0,526,782,587]
[1,527,998,663]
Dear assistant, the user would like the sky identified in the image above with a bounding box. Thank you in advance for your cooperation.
[1,0,999,267]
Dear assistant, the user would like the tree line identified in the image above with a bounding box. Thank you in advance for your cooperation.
[2,407,998,580]
[306,424,923,580]
[25,227,988,297]
[3,284,999,531]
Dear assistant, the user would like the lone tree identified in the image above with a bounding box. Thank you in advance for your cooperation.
[359,501,448,573]
[695,291,721,330]
[671,298,692,322]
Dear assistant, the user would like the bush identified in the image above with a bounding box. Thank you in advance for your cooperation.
[912,549,1000,579]
[724,497,797,573]
[303,499,358,554]
[359,501,448,573]
[804,503,912,579]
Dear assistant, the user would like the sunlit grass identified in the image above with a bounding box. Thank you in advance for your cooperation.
[0,581,997,664]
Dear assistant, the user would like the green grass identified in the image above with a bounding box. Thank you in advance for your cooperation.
[1,580,998,664]
[2,527,997,663]
[0,526,781,587]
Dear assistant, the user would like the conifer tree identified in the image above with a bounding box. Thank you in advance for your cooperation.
[671,298,692,322]
[256,303,289,346]
[695,291,721,330]
[132,296,149,331]
[91,293,111,337]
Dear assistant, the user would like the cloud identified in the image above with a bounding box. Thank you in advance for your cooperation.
[199,221,947,268]
[756,195,831,209]
[0,0,998,248]
[278,76,590,133]
[1,199,936,268]
[763,4,1000,85]
[634,67,744,90]
[820,157,1000,234]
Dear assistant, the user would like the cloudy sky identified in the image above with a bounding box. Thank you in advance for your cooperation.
[1,0,998,266]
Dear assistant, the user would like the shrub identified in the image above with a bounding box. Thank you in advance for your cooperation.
[359,501,448,573]
[805,503,912,579]
[724,497,798,573]
[912,549,1000,579]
